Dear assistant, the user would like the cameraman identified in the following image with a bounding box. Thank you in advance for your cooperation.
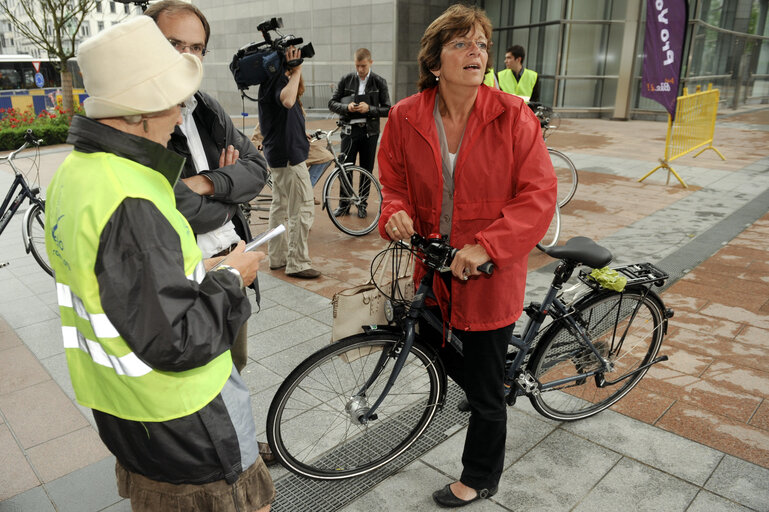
[258,47,319,279]
[328,48,390,219]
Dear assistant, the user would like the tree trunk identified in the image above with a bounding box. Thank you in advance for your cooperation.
[61,69,74,114]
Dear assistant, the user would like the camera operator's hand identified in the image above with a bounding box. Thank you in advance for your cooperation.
[285,46,302,72]
[280,46,304,109]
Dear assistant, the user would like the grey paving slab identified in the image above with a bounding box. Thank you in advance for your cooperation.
[562,409,724,485]
[687,490,756,512]
[247,316,331,360]
[573,457,699,512]
[494,428,621,512]
[0,275,36,302]
[39,352,75,400]
[338,460,506,512]
[258,333,331,378]
[420,408,558,481]
[704,455,769,512]
[309,306,334,327]
[0,486,56,512]
[267,281,333,315]
[240,360,285,395]
[44,456,122,512]
[98,499,131,511]
[0,295,58,329]
[247,304,304,336]
[15,317,64,360]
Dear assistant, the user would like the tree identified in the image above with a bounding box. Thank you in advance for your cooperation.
[0,0,96,114]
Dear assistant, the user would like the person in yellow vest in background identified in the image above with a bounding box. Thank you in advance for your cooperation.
[483,68,499,89]
[497,45,540,103]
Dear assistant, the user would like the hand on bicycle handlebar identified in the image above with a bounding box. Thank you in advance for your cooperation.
[385,210,415,241]
[450,243,492,280]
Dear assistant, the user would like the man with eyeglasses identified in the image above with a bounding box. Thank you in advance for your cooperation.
[497,44,540,103]
[145,0,276,466]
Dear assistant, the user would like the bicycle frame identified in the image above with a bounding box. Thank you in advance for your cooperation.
[357,254,667,422]
[0,172,41,236]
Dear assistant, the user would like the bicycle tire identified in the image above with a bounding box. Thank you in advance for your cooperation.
[322,164,382,236]
[538,202,561,249]
[266,333,443,480]
[548,148,578,208]
[23,202,53,277]
[528,287,664,421]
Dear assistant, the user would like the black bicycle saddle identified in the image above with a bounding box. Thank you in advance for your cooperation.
[540,236,613,268]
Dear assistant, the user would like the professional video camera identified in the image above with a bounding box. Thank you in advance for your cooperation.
[229,17,315,91]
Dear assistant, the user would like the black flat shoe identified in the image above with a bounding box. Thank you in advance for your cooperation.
[432,484,497,508]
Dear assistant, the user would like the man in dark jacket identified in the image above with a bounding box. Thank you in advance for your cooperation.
[145,0,267,367]
[146,0,276,465]
[328,48,390,218]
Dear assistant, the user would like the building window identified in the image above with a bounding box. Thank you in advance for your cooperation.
[124,3,131,14]
[82,23,90,36]
[110,2,116,13]
[98,21,104,31]
[96,1,102,13]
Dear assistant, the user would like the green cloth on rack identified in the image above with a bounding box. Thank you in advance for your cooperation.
[588,267,627,292]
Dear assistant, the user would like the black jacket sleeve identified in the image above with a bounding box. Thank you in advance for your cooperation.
[328,74,353,118]
[173,92,269,234]
[95,197,250,372]
[369,75,391,118]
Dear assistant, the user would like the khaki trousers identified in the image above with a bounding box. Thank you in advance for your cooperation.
[268,161,314,274]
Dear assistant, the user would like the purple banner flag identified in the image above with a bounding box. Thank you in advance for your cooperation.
[641,0,688,119]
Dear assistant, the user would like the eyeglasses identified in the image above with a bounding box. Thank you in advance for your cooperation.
[445,39,489,52]
[167,38,207,56]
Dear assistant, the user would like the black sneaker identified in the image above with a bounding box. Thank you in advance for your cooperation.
[333,206,350,217]
[357,205,367,218]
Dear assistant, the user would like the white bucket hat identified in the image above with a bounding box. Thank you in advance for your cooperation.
[78,16,203,119]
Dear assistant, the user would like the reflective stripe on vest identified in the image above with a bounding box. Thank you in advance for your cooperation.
[55,259,206,379]
[498,68,537,98]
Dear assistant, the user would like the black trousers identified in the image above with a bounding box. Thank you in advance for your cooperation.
[419,309,512,491]
[340,125,378,206]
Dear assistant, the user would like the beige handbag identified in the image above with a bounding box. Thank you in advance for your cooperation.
[331,247,414,343]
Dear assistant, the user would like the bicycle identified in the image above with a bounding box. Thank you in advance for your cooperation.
[266,233,672,479]
[530,103,579,248]
[0,130,52,277]
[242,123,383,236]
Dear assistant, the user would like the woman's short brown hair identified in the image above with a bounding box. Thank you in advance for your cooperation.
[417,4,493,91]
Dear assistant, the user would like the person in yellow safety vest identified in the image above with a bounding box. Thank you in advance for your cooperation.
[45,17,275,512]
[483,67,499,89]
[497,45,540,103]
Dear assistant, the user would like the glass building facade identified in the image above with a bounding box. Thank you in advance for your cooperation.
[483,0,769,118]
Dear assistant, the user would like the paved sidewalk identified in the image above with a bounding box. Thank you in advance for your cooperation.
[1,108,768,511]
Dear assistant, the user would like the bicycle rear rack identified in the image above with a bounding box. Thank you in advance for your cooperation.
[578,262,669,290]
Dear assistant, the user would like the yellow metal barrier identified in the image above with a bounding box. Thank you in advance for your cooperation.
[639,83,726,188]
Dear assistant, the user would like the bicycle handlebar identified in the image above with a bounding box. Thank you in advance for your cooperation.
[407,233,494,275]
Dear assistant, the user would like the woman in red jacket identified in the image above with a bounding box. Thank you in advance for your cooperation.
[378,4,556,507]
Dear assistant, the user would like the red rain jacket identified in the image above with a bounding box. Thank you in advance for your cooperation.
[378,85,557,331]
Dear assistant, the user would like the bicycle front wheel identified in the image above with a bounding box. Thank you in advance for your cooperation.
[322,165,382,236]
[24,202,53,277]
[528,287,664,421]
[266,333,443,480]
[549,148,578,208]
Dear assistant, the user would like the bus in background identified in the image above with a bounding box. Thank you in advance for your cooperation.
[0,55,86,115]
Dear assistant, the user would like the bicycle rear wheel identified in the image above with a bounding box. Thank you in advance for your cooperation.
[549,148,578,208]
[528,287,664,421]
[322,165,382,236]
[538,203,561,249]
[266,333,443,480]
[23,202,53,277]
